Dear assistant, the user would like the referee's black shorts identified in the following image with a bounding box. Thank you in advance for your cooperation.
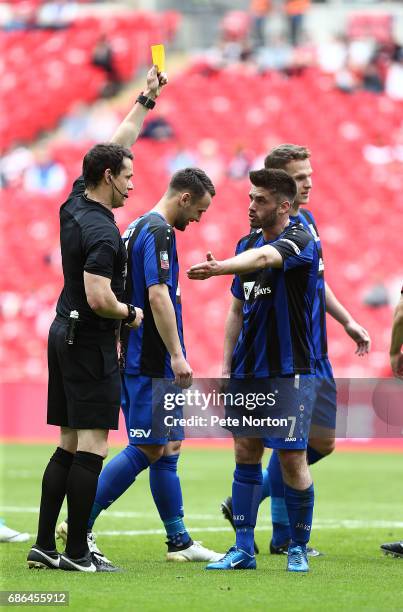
[47,317,120,430]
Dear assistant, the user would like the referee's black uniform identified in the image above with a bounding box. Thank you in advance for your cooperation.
[28,173,129,572]
[48,175,126,430]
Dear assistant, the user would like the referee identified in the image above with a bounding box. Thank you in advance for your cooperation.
[27,66,167,573]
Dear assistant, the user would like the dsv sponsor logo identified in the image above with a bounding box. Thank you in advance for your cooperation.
[130,429,151,438]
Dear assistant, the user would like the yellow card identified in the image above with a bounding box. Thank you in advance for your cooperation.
[151,44,165,72]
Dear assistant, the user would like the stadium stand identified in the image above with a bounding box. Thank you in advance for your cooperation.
[1,58,402,383]
[0,11,180,150]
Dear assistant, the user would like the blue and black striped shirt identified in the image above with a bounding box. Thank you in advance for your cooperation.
[120,212,185,378]
[231,222,318,378]
[291,209,327,359]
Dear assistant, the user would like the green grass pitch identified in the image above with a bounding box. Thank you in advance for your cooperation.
[1,443,402,611]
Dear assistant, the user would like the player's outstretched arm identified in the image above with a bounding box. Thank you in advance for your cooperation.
[222,297,243,377]
[325,282,371,356]
[390,294,403,378]
[148,283,193,388]
[187,247,283,280]
[110,65,168,148]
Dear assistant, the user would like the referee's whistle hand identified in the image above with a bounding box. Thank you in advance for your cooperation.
[127,307,144,329]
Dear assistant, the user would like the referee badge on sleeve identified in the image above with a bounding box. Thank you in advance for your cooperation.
[160,251,170,270]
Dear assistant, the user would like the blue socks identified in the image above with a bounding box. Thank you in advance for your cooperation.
[149,454,190,547]
[263,447,324,546]
[284,483,314,546]
[268,451,291,547]
[88,448,190,548]
[261,466,271,501]
[88,445,150,529]
[232,463,263,556]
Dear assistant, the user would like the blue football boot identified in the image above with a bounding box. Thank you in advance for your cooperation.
[206,546,256,570]
[287,544,309,572]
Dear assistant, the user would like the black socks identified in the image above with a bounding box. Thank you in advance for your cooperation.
[36,447,74,550]
[65,451,103,559]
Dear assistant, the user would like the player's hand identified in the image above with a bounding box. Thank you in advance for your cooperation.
[126,307,144,329]
[171,354,193,389]
[187,252,221,280]
[390,352,403,378]
[145,65,168,99]
[344,320,371,356]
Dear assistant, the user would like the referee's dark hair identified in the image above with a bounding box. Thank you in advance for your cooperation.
[83,143,133,189]
[264,144,311,170]
[249,168,297,204]
[168,167,216,199]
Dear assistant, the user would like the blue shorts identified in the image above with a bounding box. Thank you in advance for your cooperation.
[121,374,185,445]
[310,358,337,431]
[223,375,315,450]
[263,374,316,450]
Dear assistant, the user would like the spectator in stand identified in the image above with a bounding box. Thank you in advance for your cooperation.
[363,281,390,308]
[362,60,384,93]
[140,116,174,141]
[86,102,120,143]
[0,145,34,188]
[284,0,311,47]
[249,0,271,49]
[166,145,197,175]
[317,34,348,75]
[23,148,67,194]
[385,45,403,101]
[59,103,91,142]
[197,138,225,186]
[256,34,293,73]
[37,0,78,29]
[92,35,122,98]
[227,145,251,180]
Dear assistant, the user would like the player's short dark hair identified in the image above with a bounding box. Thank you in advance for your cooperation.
[83,143,133,189]
[168,167,216,199]
[249,168,297,204]
[264,144,311,170]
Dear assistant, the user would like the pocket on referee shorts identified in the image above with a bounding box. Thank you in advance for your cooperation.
[99,342,119,378]
[63,342,117,382]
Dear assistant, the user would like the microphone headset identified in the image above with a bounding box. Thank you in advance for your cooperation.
[107,172,128,198]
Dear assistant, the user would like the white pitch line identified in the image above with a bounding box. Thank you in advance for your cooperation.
[78,521,403,536]
[0,506,222,521]
[2,503,403,534]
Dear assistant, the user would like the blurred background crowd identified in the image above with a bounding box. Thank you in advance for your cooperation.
[0,0,402,400]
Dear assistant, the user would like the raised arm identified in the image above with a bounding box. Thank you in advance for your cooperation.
[325,282,371,355]
[390,293,403,378]
[110,65,168,148]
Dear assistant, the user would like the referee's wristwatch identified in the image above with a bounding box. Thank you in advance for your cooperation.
[123,304,137,325]
[136,93,156,110]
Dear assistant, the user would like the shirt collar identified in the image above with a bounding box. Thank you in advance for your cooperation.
[83,193,115,221]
